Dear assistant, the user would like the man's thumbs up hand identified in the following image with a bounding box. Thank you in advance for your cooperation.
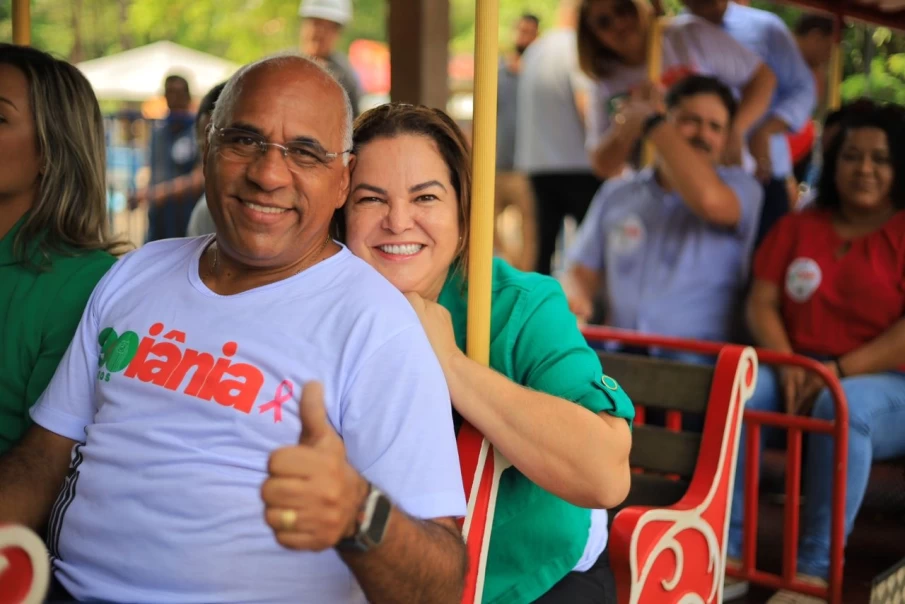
[262,381,369,552]
[298,381,338,448]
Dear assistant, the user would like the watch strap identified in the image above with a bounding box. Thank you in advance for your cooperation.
[642,113,666,139]
[335,484,390,552]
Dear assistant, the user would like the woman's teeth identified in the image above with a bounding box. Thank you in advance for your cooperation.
[379,244,424,255]
[242,201,288,214]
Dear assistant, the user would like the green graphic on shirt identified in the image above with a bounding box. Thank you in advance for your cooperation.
[97,327,139,378]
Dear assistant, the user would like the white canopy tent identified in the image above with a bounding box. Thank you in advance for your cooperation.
[76,41,239,102]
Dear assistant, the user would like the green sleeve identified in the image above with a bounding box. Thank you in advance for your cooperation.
[510,279,635,425]
[24,255,115,411]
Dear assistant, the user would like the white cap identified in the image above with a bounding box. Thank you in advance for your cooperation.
[298,0,352,26]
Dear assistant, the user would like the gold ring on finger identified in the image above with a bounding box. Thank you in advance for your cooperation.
[280,508,297,531]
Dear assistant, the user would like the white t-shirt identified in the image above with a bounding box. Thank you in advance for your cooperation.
[32,236,466,604]
[586,14,763,152]
[514,29,594,173]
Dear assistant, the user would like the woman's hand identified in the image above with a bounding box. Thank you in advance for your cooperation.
[793,361,839,415]
[779,366,807,414]
[404,293,463,373]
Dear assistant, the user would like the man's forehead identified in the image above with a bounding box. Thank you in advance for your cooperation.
[224,65,344,142]
[675,95,728,119]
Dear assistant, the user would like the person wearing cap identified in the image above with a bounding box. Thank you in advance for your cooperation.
[299,0,361,116]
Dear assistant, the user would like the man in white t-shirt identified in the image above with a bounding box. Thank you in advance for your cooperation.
[0,54,466,603]
[515,0,601,276]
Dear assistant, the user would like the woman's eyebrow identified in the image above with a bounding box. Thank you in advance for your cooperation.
[352,183,388,195]
[410,180,447,193]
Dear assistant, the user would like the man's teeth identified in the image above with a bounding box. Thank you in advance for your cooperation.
[242,201,288,214]
[379,244,424,255]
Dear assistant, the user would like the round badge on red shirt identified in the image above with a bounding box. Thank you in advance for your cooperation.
[785,257,823,302]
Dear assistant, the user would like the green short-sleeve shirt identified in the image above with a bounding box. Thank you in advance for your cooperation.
[439,258,635,604]
[0,216,116,453]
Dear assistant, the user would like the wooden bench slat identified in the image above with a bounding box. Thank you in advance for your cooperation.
[614,474,690,517]
[598,351,714,415]
[630,425,701,478]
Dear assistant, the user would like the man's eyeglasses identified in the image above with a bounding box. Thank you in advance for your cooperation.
[212,127,351,171]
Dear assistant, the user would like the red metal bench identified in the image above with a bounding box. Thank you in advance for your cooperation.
[584,326,849,604]
[597,344,757,603]
[0,524,50,604]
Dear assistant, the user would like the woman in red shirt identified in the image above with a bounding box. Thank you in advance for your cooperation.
[726,106,905,602]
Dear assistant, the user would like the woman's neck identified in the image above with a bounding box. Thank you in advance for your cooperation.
[624,31,649,67]
[0,194,34,242]
[835,201,896,236]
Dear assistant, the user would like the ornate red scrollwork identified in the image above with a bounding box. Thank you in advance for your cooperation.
[0,524,50,604]
[611,346,757,604]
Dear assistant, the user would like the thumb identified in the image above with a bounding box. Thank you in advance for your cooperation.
[298,381,332,446]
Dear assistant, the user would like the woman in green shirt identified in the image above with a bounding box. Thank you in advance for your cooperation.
[0,45,125,454]
[336,103,635,603]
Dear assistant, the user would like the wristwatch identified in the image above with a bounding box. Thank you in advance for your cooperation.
[642,112,666,138]
[335,483,392,552]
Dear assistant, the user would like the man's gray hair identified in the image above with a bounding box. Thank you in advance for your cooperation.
[209,52,354,164]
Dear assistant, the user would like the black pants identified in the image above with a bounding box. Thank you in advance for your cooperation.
[533,548,617,603]
[754,177,791,251]
[529,172,602,276]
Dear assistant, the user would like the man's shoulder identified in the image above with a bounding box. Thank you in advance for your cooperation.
[98,237,203,289]
[326,250,421,325]
[126,237,205,264]
[523,29,574,68]
[606,170,652,199]
[669,13,713,32]
[728,2,784,28]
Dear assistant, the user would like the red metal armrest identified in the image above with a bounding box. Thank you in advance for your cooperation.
[609,345,757,604]
[0,524,50,604]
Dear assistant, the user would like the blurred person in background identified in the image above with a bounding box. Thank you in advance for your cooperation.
[186,82,227,237]
[795,14,835,103]
[495,14,540,270]
[515,0,599,276]
[683,0,817,246]
[579,0,776,183]
[786,15,834,196]
[299,0,361,116]
[129,74,202,241]
[726,106,905,603]
[0,44,125,454]
[796,98,882,209]
[563,76,762,356]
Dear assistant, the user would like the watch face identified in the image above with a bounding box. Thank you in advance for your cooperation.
[366,494,392,544]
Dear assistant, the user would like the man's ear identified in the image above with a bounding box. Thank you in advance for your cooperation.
[336,153,356,210]
[201,124,213,177]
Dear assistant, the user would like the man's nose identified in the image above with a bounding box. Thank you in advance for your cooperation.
[245,147,293,191]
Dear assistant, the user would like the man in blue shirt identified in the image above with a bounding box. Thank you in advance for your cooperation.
[683,0,816,245]
[562,75,763,350]
[143,74,200,242]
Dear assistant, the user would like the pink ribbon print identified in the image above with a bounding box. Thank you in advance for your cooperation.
[259,380,294,423]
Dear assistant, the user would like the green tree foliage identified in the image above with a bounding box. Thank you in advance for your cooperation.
[5,0,905,104]
[1,0,558,61]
